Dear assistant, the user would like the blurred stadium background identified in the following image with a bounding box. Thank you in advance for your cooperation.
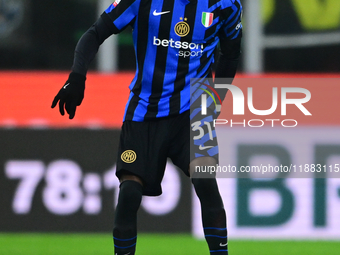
[1,0,340,254]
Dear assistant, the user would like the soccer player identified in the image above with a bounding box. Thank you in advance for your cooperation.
[51,0,242,254]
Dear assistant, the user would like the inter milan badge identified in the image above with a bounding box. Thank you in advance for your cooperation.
[201,12,213,28]
[121,150,137,163]
[174,17,190,37]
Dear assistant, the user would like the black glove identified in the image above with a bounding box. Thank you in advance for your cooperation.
[51,72,86,119]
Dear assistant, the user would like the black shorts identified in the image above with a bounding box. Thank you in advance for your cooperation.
[116,111,218,196]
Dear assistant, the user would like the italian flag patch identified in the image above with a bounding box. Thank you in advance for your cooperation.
[202,12,214,28]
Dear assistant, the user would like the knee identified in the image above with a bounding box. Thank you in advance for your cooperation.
[119,173,143,186]
[191,178,223,208]
[117,180,143,211]
[189,156,217,177]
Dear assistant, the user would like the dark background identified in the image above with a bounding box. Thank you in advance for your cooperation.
[0,0,339,72]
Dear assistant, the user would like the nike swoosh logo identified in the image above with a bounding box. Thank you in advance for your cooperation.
[220,242,228,247]
[199,145,214,150]
[153,10,170,16]
[63,83,70,89]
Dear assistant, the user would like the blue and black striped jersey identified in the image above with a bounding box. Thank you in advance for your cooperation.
[101,0,242,121]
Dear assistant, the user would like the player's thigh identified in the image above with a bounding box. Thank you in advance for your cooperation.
[168,111,191,176]
[116,120,169,196]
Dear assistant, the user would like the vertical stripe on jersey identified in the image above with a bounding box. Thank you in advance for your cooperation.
[156,0,187,117]
[193,1,218,101]
[169,1,198,115]
[132,0,165,120]
[124,0,152,121]
[144,0,176,119]
[196,2,221,77]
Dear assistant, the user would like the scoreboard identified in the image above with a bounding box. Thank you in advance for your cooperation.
[0,129,191,232]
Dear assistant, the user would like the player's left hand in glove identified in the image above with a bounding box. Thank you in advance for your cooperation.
[51,72,86,119]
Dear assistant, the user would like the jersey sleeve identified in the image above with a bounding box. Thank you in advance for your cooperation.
[100,0,140,34]
[219,0,243,41]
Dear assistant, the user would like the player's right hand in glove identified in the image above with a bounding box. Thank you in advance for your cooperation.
[51,72,86,119]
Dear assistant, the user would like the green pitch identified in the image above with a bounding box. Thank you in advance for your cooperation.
[0,233,339,255]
